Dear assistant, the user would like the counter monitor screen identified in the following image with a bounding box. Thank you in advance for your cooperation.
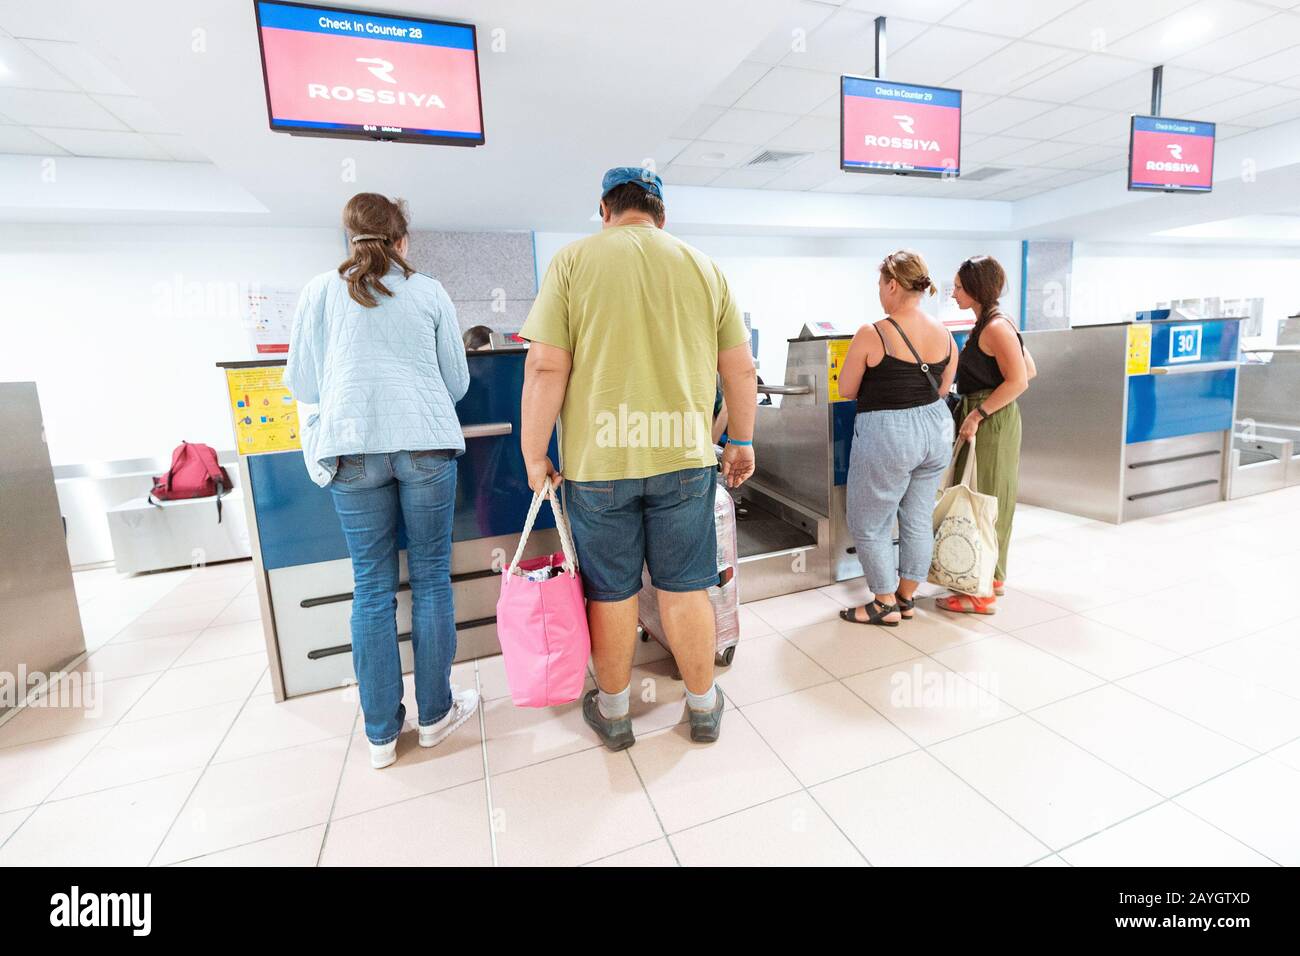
[1128,116,1214,193]
[254,1,484,146]
[840,76,961,178]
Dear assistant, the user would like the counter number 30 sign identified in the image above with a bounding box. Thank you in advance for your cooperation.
[1168,324,1203,364]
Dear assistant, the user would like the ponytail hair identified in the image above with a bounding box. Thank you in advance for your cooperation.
[338,192,415,308]
[956,255,1008,334]
[880,249,937,297]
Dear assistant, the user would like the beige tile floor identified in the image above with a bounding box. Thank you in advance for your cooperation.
[2,489,1300,866]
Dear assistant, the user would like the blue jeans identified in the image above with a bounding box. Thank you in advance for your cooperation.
[846,401,954,595]
[565,467,718,602]
[329,450,457,745]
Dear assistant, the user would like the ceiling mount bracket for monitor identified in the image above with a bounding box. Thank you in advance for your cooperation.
[1150,65,1164,117]
[874,16,887,79]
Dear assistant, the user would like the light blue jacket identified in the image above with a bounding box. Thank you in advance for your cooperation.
[283,267,470,487]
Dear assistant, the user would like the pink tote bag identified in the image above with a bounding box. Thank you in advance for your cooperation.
[495,484,591,707]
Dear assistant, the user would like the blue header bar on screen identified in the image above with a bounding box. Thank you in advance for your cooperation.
[842,77,962,110]
[256,2,476,49]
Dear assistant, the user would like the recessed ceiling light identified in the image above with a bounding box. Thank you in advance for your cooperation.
[1161,15,1213,47]
[0,58,10,76]
[701,151,727,162]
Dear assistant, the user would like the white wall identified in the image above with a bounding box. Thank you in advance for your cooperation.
[0,224,344,466]
[1070,242,1300,340]
[535,232,1022,383]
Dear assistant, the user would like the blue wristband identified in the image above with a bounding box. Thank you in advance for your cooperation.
[728,438,753,446]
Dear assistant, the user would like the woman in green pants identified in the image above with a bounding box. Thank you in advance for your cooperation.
[937,255,1036,615]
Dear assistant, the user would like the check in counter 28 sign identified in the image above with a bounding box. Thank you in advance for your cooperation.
[226,366,302,454]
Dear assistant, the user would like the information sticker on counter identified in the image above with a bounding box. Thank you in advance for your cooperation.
[1168,323,1203,363]
[827,338,851,402]
[1126,323,1152,376]
[226,366,301,454]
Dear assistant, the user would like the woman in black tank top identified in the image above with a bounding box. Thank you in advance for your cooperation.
[836,250,958,628]
[937,255,1037,615]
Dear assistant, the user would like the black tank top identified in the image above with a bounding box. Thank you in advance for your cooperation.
[956,313,1023,395]
[855,318,952,413]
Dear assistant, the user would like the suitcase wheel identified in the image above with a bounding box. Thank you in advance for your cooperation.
[716,646,736,667]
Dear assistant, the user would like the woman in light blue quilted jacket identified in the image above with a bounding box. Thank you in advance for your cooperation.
[284,193,478,770]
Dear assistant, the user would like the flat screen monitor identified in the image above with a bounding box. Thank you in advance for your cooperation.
[254,1,484,146]
[840,75,961,177]
[1128,115,1214,193]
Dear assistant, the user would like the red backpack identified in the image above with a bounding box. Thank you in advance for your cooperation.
[149,442,233,522]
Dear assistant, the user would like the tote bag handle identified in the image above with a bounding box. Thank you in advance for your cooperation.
[507,483,580,577]
[939,434,980,494]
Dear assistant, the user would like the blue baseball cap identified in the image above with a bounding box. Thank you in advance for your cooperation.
[601,166,664,200]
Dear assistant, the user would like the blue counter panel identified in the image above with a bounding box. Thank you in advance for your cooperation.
[250,352,556,572]
[1147,318,1239,368]
[1125,369,1236,445]
[832,401,856,486]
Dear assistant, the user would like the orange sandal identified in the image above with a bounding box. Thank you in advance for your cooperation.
[936,593,997,615]
[993,580,1006,597]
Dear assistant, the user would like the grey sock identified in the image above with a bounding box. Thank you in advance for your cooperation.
[597,683,630,720]
[685,682,718,713]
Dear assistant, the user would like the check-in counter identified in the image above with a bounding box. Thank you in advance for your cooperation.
[1018,317,1242,523]
[742,330,859,600]
[1232,316,1300,497]
[217,349,558,701]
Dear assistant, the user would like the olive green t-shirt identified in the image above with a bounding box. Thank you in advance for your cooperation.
[520,225,748,482]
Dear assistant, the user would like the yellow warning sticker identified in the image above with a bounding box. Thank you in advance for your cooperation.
[1126,323,1152,376]
[827,338,851,402]
[226,365,301,455]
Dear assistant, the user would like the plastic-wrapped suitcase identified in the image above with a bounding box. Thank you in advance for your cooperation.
[637,474,740,667]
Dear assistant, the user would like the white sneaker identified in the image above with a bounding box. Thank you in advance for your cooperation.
[419,686,480,748]
[369,739,397,770]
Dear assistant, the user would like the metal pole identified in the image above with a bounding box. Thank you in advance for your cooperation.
[875,16,886,78]
[1150,65,1163,117]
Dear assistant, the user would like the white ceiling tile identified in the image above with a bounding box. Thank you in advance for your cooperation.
[703,61,771,108]
[1003,138,1094,166]
[884,26,1011,86]
[1229,44,1300,84]
[30,127,169,160]
[792,9,928,75]
[767,114,839,150]
[1169,13,1300,73]
[674,139,762,167]
[942,0,1091,38]
[1026,0,1195,53]
[745,1,838,64]
[672,105,726,140]
[91,94,173,134]
[699,108,799,145]
[0,88,126,129]
[1229,98,1300,126]
[810,92,842,118]
[1015,103,1115,139]
[1072,64,1210,110]
[1206,84,1300,122]
[710,166,788,189]
[1011,54,1149,102]
[763,148,841,190]
[144,134,208,163]
[844,0,967,23]
[649,139,691,166]
[19,39,135,95]
[1212,123,1253,138]
[1105,0,1275,61]
[945,42,1080,95]
[0,123,66,154]
[662,164,724,187]
[0,36,78,90]
[1040,168,1109,188]
[963,134,1043,163]
[1041,142,1126,168]
[1159,75,1262,115]
[734,66,838,114]
[962,97,1056,135]
[1051,111,1132,145]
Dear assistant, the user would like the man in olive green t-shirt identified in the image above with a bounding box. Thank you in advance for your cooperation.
[519,166,758,749]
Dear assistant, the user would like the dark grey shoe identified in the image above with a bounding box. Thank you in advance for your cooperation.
[687,685,725,743]
[582,689,635,752]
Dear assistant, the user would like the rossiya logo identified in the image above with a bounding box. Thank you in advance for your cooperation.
[861,112,940,151]
[306,57,447,107]
[1145,142,1199,173]
[893,114,916,134]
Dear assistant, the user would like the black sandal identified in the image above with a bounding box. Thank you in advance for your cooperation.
[840,601,900,627]
[896,594,916,620]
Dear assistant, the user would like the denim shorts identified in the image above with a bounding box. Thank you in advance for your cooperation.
[564,467,718,602]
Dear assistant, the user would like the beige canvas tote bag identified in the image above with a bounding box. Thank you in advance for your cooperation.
[928,435,999,597]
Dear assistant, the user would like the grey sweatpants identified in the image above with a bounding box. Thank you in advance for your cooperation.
[845,400,954,595]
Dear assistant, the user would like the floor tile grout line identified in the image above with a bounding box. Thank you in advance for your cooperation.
[314,702,362,867]
[145,664,270,867]
[475,661,500,867]
[623,745,683,867]
[163,820,329,868]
